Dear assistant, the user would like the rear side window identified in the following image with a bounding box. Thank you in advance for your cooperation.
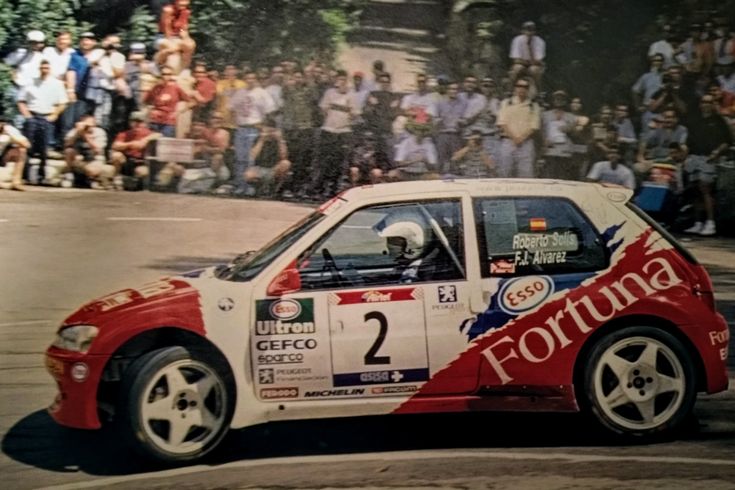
[475,197,608,277]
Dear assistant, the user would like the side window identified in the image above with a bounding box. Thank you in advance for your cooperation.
[298,199,465,290]
[475,197,608,277]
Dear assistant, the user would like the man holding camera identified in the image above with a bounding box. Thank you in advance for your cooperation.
[62,113,113,188]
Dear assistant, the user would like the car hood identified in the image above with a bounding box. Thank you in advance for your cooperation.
[61,268,218,335]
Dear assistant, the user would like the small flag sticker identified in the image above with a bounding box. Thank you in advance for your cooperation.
[529,218,547,231]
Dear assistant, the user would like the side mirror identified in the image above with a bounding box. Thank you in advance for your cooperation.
[267,268,302,296]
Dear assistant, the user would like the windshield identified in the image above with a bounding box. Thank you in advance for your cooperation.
[216,211,326,282]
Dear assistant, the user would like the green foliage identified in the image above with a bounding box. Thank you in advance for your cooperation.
[121,5,158,45]
[189,0,363,68]
[0,0,16,51]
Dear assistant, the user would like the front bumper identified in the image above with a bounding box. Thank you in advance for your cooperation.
[45,346,109,429]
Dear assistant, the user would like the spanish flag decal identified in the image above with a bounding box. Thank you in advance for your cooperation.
[529,218,547,231]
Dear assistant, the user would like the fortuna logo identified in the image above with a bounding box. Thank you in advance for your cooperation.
[481,256,683,384]
[362,291,392,302]
[269,299,301,320]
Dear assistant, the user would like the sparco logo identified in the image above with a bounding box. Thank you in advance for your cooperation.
[269,299,301,320]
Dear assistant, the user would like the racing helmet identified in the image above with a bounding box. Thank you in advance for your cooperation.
[375,210,431,260]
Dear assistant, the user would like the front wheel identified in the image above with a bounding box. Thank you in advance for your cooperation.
[118,346,233,463]
[582,326,697,439]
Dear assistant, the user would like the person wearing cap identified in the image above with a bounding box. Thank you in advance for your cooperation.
[124,42,157,111]
[4,30,46,89]
[110,111,162,187]
[0,114,31,191]
[541,90,577,179]
[17,60,68,184]
[509,21,546,88]
[155,0,196,73]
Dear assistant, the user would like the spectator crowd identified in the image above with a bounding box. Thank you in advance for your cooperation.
[1,5,735,236]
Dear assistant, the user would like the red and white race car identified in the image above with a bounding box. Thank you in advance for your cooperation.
[45,179,730,463]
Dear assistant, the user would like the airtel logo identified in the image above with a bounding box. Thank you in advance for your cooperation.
[498,276,554,315]
[269,299,302,320]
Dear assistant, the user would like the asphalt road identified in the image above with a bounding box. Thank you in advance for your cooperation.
[1,188,734,490]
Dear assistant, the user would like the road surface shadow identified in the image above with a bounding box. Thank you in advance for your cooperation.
[1,408,718,476]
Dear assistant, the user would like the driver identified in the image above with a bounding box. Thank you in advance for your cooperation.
[375,210,436,283]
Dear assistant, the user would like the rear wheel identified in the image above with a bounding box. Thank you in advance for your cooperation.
[119,346,233,463]
[583,326,696,438]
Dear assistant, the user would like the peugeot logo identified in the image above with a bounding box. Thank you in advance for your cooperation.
[218,297,235,312]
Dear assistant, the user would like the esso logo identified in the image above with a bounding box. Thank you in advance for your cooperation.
[498,276,554,315]
[270,299,301,320]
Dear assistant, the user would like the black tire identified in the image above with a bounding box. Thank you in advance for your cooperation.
[581,326,697,439]
[118,346,234,463]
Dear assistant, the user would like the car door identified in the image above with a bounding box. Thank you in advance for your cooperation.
[469,196,610,387]
[250,197,480,403]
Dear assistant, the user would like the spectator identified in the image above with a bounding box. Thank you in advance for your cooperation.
[400,73,438,123]
[189,63,217,122]
[713,27,735,75]
[281,69,318,197]
[0,114,31,191]
[364,59,386,92]
[110,111,161,187]
[458,75,488,135]
[42,31,74,81]
[363,72,401,167]
[676,24,714,76]
[350,71,371,127]
[649,24,676,68]
[612,103,637,162]
[312,70,357,197]
[647,64,689,126]
[174,118,230,194]
[265,65,285,128]
[244,123,291,197]
[155,0,196,72]
[586,144,635,189]
[228,71,276,196]
[451,129,495,178]
[4,30,46,89]
[202,111,231,186]
[541,90,577,179]
[349,133,392,185]
[638,108,688,162]
[632,54,664,115]
[683,94,733,236]
[62,113,113,188]
[496,77,540,178]
[394,125,438,180]
[86,35,126,132]
[215,65,246,131]
[436,82,467,173]
[61,32,94,138]
[708,82,735,117]
[718,62,735,100]
[16,60,68,184]
[144,66,189,137]
[509,21,545,88]
[123,42,157,112]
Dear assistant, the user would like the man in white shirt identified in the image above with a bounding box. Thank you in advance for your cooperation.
[228,71,276,195]
[394,128,439,180]
[586,145,635,190]
[496,77,540,178]
[42,31,75,81]
[4,30,46,89]
[0,114,31,191]
[17,60,68,184]
[509,21,546,88]
[648,24,676,69]
[400,73,438,121]
[312,70,358,197]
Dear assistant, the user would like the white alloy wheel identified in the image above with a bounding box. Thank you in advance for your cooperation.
[139,359,228,455]
[584,327,696,438]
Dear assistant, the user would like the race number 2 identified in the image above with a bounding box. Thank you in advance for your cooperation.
[329,288,429,387]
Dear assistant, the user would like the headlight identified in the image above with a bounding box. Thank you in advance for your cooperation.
[52,325,99,353]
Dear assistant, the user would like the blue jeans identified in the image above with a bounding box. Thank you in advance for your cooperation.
[149,123,175,138]
[233,126,260,188]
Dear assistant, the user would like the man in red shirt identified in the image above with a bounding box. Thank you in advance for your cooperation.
[110,111,161,183]
[155,0,196,72]
[188,63,216,121]
[144,66,189,137]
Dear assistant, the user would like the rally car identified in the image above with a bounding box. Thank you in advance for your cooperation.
[45,179,730,463]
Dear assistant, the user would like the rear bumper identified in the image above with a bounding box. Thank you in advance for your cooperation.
[45,347,109,429]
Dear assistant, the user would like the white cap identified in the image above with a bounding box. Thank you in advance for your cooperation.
[27,30,46,43]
